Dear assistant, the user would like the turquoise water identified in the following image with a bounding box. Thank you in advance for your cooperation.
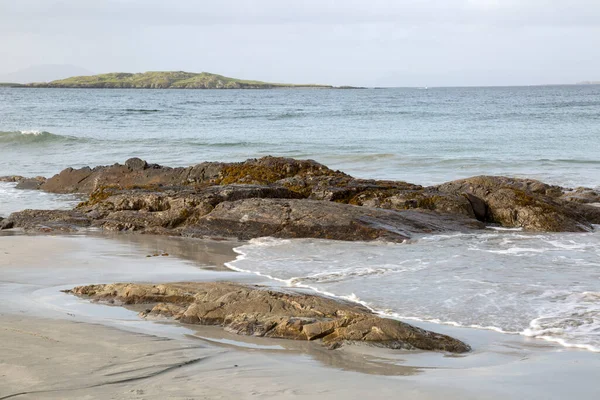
[1,86,599,187]
[1,86,599,352]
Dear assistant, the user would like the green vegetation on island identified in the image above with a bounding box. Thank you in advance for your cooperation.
[26,71,355,89]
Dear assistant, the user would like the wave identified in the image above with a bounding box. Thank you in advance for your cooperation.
[164,139,265,148]
[225,244,520,336]
[521,291,600,352]
[0,131,261,149]
[288,266,401,285]
[124,109,161,113]
[536,158,600,165]
[327,153,398,163]
[267,112,308,120]
[225,236,600,353]
[0,130,86,145]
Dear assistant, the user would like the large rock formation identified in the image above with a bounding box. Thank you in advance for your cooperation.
[2,157,599,236]
[3,185,484,241]
[437,176,600,231]
[66,282,471,353]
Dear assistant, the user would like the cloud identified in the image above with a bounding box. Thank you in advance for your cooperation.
[2,0,600,28]
[0,0,599,86]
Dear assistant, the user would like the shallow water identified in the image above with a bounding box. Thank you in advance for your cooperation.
[227,232,600,352]
[0,182,80,217]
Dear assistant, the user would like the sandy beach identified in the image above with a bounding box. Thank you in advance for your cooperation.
[1,232,599,399]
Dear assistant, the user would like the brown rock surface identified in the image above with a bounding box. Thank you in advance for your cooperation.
[436,176,600,232]
[66,282,471,353]
[561,187,600,205]
[179,198,484,241]
[3,184,484,238]
[2,209,91,232]
[4,157,599,235]
[0,175,46,190]
[39,156,346,195]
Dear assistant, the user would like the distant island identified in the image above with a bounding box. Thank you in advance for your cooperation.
[14,71,359,89]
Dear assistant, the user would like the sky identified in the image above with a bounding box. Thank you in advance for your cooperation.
[0,0,599,87]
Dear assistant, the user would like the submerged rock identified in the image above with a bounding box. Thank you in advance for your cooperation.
[66,282,471,353]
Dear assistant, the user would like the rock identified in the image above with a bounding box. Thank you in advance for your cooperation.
[124,157,148,171]
[4,186,484,239]
[0,175,27,183]
[40,166,96,193]
[0,175,46,190]
[80,185,306,233]
[436,176,600,231]
[66,282,471,353]
[561,187,600,204]
[39,157,346,195]
[15,176,47,190]
[0,218,13,230]
[5,158,599,235]
[464,193,488,221]
[214,156,347,187]
[2,209,91,232]
[181,198,484,241]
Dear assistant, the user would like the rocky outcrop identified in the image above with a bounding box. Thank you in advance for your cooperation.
[174,198,483,241]
[3,185,484,239]
[0,175,46,190]
[3,157,599,236]
[561,187,600,205]
[66,282,471,353]
[436,176,600,231]
[38,157,346,194]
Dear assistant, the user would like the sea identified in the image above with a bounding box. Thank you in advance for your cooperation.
[1,85,599,352]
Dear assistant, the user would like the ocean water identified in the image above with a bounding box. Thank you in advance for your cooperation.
[1,86,599,186]
[1,86,599,352]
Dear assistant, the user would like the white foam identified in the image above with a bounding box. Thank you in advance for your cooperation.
[18,130,45,135]
[0,181,79,217]
[543,239,590,250]
[486,226,524,231]
[520,291,600,352]
[226,239,520,335]
[225,232,600,353]
[485,247,546,255]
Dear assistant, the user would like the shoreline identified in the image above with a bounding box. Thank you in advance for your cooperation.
[2,232,600,398]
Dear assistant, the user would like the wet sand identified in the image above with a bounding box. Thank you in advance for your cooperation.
[1,233,599,399]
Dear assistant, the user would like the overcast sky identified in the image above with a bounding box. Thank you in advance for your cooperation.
[1,0,599,86]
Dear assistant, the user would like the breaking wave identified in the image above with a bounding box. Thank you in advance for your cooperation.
[0,130,85,145]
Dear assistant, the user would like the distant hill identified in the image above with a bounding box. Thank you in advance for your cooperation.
[26,71,346,89]
[577,81,600,85]
[0,64,93,84]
